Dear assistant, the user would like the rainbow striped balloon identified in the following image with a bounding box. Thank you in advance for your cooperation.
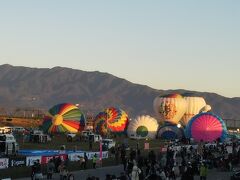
[42,103,85,133]
[94,107,128,136]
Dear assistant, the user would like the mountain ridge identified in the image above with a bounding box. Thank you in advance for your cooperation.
[0,64,239,123]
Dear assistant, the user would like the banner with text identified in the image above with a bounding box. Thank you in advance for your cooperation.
[0,158,9,169]
[41,154,67,164]
[26,156,42,166]
[9,157,26,167]
[68,151,108,161]
[68,152,84,162]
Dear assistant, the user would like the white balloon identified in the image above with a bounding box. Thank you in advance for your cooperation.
[181,97,207,126]
[127,115,159,139]
[153,94,187,125]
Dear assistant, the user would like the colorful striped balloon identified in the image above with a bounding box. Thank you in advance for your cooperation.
[42,103,85,133]
[94,107,128,136]
[94,112,108,136]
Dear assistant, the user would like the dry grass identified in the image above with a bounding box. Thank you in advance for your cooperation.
[0,117,42,128]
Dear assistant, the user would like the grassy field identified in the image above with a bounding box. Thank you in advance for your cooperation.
[17,133,165,151]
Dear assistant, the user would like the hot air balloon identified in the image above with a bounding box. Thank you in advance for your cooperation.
[185,112,227,142]
[127,115,159,139]
[157,124,183,140]
[94,107,128,136]
[181,96,209,126]
[153,94,187,125]
[94,112,108,136]
[42,103,86,133]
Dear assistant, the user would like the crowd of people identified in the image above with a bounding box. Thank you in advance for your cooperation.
[31,156,73,180]
[30,138,240,180]
[30,152,101,180]
[101,139,240,180]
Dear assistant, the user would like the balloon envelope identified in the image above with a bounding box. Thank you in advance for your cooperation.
[42,103,86,133]
[127,115,159,139]
[185,112,227,142]
[94,107,128,136]
[153,94,187,125]
[181,97,207,126]
[157,124,183,140]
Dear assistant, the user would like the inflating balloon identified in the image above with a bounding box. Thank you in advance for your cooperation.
[185,112,227,142]
[181,96,207,126]
[157,125,183,140]
[94,107,128,136]
[127,115,158,139]
[42,103,85,133]
[153,94,187,124]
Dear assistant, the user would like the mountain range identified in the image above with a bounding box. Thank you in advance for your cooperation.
[0,64,239,126]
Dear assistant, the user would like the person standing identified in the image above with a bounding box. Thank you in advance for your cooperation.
[34,160,43,180]
[31,161,37,180]
[79,156,85,169]
[130,163,141,180]
[84,153,88,169]
[185,162,194,180]
[200,163,208,180]
[92,153,97,168]
[58,162,65,180]
[61,167,69,180]
[47,159,55,180]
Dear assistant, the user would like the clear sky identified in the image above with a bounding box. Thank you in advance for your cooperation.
[0,1,239,97]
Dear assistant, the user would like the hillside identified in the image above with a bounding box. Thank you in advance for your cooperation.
[0,64,239,122]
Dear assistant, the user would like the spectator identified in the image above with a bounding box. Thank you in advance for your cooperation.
[31,161,37,180]
[58,162,66,180]
[47,159,55,180]
[130,163,141,180]
[93,153,97,168]
[55,157,62,172]
[34,160,43,180]
[61,167,69,180]
[200,163,208,180]
[84,152,88,169]
[79,156,85,169]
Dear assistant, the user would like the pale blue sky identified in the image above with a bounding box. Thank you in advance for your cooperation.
[0,1,239,97]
